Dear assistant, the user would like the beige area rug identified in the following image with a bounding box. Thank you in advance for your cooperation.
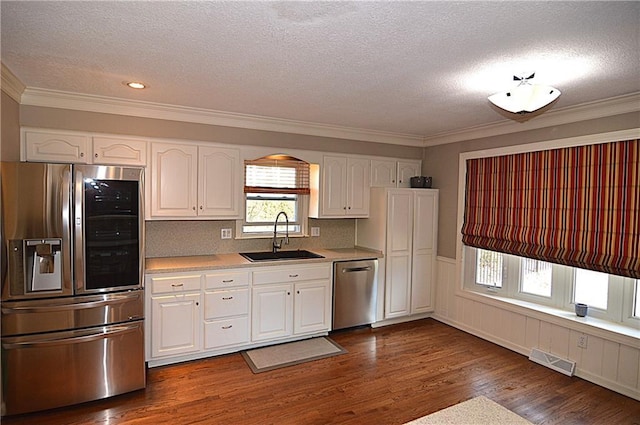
[404,396,533,425]
[241,337,346,373]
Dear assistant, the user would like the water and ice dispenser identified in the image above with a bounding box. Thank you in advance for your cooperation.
[8,239,63,295]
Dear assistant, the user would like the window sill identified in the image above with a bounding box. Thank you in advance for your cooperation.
[459,289,639,346]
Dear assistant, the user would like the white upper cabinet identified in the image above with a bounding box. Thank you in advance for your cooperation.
[23,129,147,166]
[370,159,397,187]
[371,159,422,188]
[23,129,89,163]
[198,146,241,218]
[397,161,422,188]
[91,136,147,166]
[150,142,199,218]
[149,142,241,219]
[310,155,370,218]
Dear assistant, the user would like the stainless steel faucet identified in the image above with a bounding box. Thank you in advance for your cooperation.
[272,211,290,253]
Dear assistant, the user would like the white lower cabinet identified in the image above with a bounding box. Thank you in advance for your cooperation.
[148,273,202,358]
[146,263,332,366]
[252,284,293,341]
[151,293,201,357]
[251,264,332,342]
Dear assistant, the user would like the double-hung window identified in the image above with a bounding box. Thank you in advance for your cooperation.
[240,155,310,237]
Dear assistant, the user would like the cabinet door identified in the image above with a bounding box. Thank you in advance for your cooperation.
[346,158,370,216]
[151,293,201,358]
[150,143,198,217]
[385,254,411,318]
[411,252,434,313]
[24,130,89,163]
[387,191,413,254]
[251,285,293,341]
[371,159,397,188]
[91,136,147,166]
[321,156,348,216]
[294,280,331,334]
[198,146,241,218]
[411,191,438,313]
[397,161,421,188]
[384,191,413,318]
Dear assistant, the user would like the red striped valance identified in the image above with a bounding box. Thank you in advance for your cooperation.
[461,139,639,279]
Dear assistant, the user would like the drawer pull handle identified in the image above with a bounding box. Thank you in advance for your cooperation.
[171,283,184,288]
[222,296,234,300]
[222,325,233,329]
[289,274,299,278]
[222,279,234,283]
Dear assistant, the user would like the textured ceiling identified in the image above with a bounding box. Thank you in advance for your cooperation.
[1,1,639,143]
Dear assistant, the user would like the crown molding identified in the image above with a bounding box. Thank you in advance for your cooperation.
[1,63,26,103]
[17,86,640,148]
[423,92,640,147]
[19,87,425,147]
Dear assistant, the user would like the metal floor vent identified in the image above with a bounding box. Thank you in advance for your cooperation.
[529,348,576,376]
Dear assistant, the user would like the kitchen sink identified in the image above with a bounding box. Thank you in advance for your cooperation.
[240,250,324,262]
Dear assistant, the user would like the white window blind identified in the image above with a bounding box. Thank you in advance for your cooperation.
[244,155,310,195]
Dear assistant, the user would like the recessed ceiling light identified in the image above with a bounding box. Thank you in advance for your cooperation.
[126,81,146,89]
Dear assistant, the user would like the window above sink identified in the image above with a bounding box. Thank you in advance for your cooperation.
[237,155,311,239]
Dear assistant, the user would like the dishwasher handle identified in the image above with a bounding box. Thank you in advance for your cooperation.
[342,266,372,273]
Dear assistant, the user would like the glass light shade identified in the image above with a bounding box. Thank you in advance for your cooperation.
[488,83,561,114]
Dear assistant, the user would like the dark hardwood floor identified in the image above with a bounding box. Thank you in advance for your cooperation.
[4,319,639,424]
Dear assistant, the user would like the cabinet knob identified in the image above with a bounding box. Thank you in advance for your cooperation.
[297,290,300,294]
[171,283,184,288]
[192,206,196,211]
[222,279,234,283]
[348,206,351,210]
[289,274,299,278]
[80,152,84,158]
[95,153,99,158]
[287,292,291,295]
[343,206,347,210]
[222,325,233,330]
[222,296,233,300]
[199,206,203,210]
[196,302,199,306]
[392,180,395,183]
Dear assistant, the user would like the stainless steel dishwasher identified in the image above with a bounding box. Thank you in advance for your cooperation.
[333,259,378,330]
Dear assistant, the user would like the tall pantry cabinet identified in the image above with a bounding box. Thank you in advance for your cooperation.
[356,188,438,321]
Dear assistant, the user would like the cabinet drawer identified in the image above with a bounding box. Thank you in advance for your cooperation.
[252,264,331,285]
[204,289,249,319]
[204,270,250,289]
[150,274,201,294]
[204,317,249,349]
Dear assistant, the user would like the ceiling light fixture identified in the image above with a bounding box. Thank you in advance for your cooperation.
[488,73,560,114]
[126,81,146,89]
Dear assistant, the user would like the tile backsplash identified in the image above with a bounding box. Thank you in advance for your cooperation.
[145,218,355,258]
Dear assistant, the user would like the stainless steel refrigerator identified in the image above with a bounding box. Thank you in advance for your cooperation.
[1,162,146,416]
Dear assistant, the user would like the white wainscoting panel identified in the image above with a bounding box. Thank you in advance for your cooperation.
[433,256,640,401]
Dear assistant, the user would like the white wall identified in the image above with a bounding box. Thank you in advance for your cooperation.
[433,256,640,401]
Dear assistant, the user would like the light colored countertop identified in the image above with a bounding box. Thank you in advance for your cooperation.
[145,247,382,274]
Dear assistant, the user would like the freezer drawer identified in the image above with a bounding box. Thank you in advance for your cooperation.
[1,320,145,416]
[1,290,144,336]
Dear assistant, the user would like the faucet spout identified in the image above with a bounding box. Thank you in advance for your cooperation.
[272,211,290,253]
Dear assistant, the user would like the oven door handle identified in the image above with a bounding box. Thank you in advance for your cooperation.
[2,323,140,349]
[1,292,141,314]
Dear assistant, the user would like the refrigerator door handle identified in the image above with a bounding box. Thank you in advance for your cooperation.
[1,292,141,314]
[1,323,140,349]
